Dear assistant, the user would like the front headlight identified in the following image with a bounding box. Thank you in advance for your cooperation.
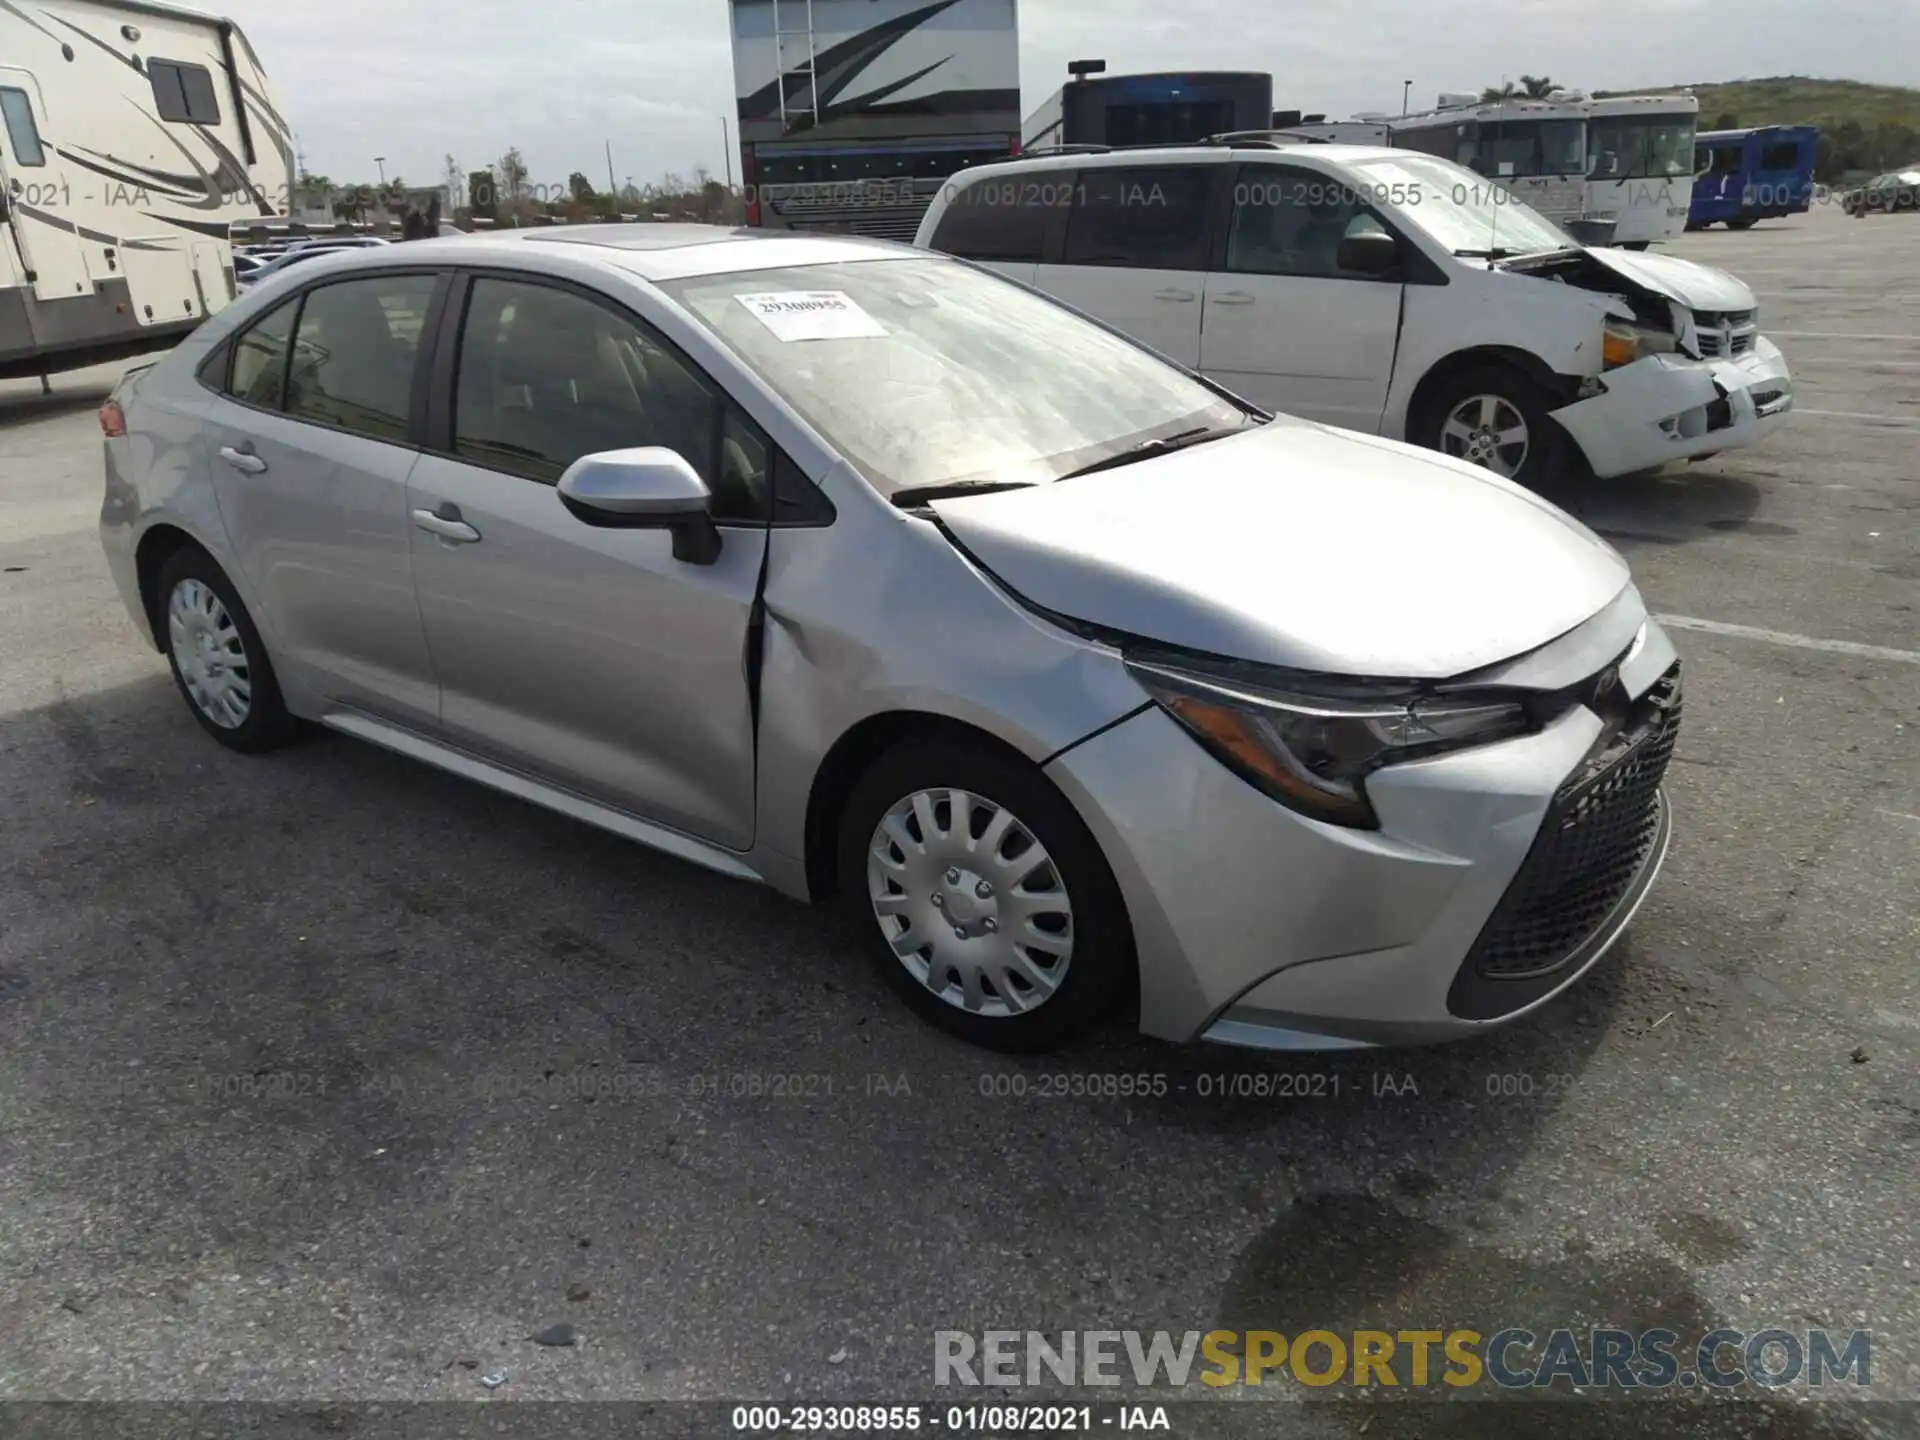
[1602,319,1671,368]
[1125,656,1532,829]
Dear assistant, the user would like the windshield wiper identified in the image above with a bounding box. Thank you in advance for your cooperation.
[1055,426,1238,481]
[890,480,1037,509]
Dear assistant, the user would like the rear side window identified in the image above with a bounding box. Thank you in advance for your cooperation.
[1063,165,1215,270]
[0,87,46,166]
[227,297,299,408]
[1759,142,1797,170]
[283,274,437,442]
[149,60,221,125]
[928,178,1062,262]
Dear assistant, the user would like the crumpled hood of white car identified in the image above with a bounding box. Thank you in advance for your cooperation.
[930,420,1631,679]
[1577,245,1759,313]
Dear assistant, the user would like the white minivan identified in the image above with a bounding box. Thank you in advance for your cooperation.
[914,143,1793,484]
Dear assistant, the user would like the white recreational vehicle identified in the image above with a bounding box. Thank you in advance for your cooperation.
[0,0,292,383]
[730,0,1020,240]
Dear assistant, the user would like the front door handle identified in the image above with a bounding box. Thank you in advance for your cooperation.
[411,505,481,544]
[1152,287,1196,302]
[1211,291,1255,305]
[218,444,267,474]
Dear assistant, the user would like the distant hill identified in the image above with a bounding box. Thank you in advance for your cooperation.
[1597,77,1920,177]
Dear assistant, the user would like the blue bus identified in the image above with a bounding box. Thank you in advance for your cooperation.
[1689,125,1818,229]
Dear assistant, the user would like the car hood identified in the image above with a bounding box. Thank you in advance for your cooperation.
[1577,245,1758,312]
[929,420,1630,679]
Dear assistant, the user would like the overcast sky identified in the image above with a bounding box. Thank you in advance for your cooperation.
[223,0,1911,191]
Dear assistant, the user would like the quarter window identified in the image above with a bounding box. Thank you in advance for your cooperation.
[227,296,299,408]
[1227,168,1391,279]
[149,60,221,125]
[929,179,1058,262]
[1063,165,1215,270]
[0,87,46,166]
[450,278,762,522]
[283,274,436,442]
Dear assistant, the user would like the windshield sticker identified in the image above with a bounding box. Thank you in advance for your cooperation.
[735,291,887,342]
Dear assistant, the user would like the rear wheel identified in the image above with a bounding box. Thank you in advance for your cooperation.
[1725,216,1758,231]
[1415,365,1569,488]
[837,736,1133,1052]
[157,547,298,753]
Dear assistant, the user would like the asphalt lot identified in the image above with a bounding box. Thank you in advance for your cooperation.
[0,199,1914,1437]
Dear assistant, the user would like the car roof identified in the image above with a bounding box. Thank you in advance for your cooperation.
[315,224,923,282]
[957,143,1403,179]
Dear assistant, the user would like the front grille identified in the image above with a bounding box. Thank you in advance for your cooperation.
[1693,309,1758,358]
[1467,662,1683,981]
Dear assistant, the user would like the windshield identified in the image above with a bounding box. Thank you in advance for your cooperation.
[658,257,1252,497]
[1346,153,1575,257]
[1588,115,1697,179]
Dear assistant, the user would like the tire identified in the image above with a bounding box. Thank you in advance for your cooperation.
[1414,364,1569,489]
[837,735,1134,1052]
[156,546,299,753]
[1619,240,1651,251]
[1725,217,1758,231]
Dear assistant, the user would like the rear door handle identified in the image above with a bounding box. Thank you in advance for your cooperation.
[1152,288,1196,302]
[217,444,267,474]
[1211,291,1255,305]
[411,505,481,544]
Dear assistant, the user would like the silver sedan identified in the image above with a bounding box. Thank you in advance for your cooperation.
[98,225,1681,1052]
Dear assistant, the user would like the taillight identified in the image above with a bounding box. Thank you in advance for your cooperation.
[741,146,760,227]
[99,399,127,437]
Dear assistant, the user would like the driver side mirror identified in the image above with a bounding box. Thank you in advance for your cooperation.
[557,447,722,565]
[1336,229,1400,276]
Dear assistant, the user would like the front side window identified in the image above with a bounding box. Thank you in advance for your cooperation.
[1063,164,1216,270]
[1589,117,1696,179]
[450,278,768,518]
[0,87,46,166]
[283,274,436,442]
[1347,154,1573,258]
[1226,167,1392,279]
[228,296,299,408]
[659,255,1252,497]
[149,60,221,125]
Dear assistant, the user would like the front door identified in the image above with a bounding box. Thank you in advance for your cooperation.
[1198,164,1404,432]
[1032,162,1220,369]
[404,274,767,850]
[197,271,443,729]
[0,72,91,302]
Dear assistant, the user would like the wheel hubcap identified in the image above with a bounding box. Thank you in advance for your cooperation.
[866,788,1074,1018]
[1441,394,1530,478]
[167,578,252,729]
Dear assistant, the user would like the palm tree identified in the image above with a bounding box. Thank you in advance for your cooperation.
[1480,82,1518,101]
[1519,74,1557,97]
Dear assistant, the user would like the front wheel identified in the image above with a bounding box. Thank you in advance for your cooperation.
[1415,365,1569,488]
[1619,240,1652,251]
[837,736,1134,1052]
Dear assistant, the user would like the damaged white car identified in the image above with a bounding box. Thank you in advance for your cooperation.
[917,143,1793,485]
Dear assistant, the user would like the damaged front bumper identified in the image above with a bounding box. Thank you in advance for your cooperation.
[1551,338,1793,479]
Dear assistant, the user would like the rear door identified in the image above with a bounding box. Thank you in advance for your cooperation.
[1031,161,1221,369]
[0,73,91,302]
[402,272,768,850]
[1198,163,1404,432]
[198,270,444,729]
